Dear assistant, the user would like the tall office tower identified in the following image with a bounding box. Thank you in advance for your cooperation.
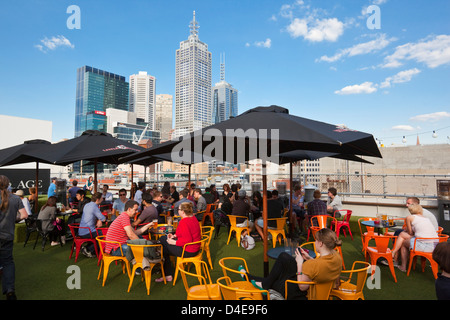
[155,94,173,141]
[75,66,129,137]
[174,11,212,138]
[129,71,156,130]
[212,53,238,123]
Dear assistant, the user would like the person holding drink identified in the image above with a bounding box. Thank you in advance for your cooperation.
[156,202,201,283]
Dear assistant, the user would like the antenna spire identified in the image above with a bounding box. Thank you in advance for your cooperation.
[220,53,226,81]
[189,11,199,38]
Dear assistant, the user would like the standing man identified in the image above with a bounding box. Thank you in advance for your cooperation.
[133,182,145,206]
[47,177,57,197]
[0,175,28,300]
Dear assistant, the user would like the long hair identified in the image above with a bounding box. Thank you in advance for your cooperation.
[0,175,10,211]
[42,196,57,210]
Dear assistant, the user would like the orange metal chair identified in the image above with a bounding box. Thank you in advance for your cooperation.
[226,215,250,247]
[68,223,99,262]
[127,243,165,295]
[358,217,376,254]
[201,226,215,269]
[332,210,353,240]
[365,235,397,282]
[173,236,208,286]
[407,234,449,279]
[267,217,288,248]
[178,261,222,300]
[308,215,337,241]
[330,261,371,300]
[201,204,217,226]
[217,276,269,300]
[96,236,130,286]
[285,279,335,300]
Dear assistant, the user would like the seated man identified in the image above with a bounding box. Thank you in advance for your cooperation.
[255,190,284,239]
[112,189,128,221]
[151,191,165,223]
[202,187,215,204]
[131,193,158,228]
[290,185,305,219]
[67,189,91,225]
[101,184,113,204]
[306,189,327,227]
[105,200,154,257]
[174,189,196,216]
[78,192,106,257]
[167,185,179,204]
[193,188,207,222]
[67,180,81,208]
[231,190,254,232]
[327,187,343,216]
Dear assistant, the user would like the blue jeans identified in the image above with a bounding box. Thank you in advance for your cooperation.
[110,244,130,257]
[0,239,15,295]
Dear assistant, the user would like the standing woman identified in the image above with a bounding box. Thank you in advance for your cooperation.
[156,202,201,283]
[37,196,66,246]
[0,175,28,300]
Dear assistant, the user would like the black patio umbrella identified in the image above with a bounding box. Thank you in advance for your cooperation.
[42,130,145,193]
[120,106,382,275]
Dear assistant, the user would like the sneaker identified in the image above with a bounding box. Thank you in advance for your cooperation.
[238,265,246,280]
[51,241,60,246]
[60,236,66,245]
[81,246,94,258]
[380,259,398,267]
[6,292,17,300]
[155,275,173,283]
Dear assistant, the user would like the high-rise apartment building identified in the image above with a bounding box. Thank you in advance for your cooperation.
[212,54,238,123]
[75,66,129,137]
[155,94,173,141]
[129,71,156,130]
[174,11,212,138]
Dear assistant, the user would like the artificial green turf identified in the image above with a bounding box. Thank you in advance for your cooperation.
[10,217,438,300]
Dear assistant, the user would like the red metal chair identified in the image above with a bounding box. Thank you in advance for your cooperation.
[201,204,217,226]
[332,210,353,240]
[407,234,449,279]
[68,223,99,262]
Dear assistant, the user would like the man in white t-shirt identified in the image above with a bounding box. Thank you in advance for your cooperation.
[406,197,439,231]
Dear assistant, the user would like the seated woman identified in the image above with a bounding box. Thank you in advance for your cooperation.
[391,203,438,272]
[242,228,342,300]
[37,196,66,246]
[157,202,201,282]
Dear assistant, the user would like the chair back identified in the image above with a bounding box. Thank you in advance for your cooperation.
[201,226,214,244]
[372,235,395,253]
[411,234,449,253]
[69,223,93,238]
[218,257,251,282]
[227,215,248,227]
[206,204,217,213]
[96,235,125,257]
[285,279,334,300]
[267,217,288,229]
[347,261,371,293]
[338,210,352,222]
[178,261,219,300]
[311,215,336,229]
[181,236,208,258]
[127,243,163,263]
[217,276,269,300]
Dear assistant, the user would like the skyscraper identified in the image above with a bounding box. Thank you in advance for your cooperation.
[75,66,129,137]
[155,94,173,141]
[129,71,156,130]
[174,11,212,138]
[212,53,238,123]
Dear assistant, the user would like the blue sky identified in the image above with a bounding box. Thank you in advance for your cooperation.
[1,0,449,147]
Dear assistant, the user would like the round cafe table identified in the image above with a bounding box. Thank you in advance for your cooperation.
[361,220,401,235]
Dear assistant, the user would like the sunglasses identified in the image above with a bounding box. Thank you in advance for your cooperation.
[119,193,126,196]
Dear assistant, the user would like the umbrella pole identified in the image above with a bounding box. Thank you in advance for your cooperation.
[188,164,191,187]
[131,164,134,199]
[289,161,293,236]
[94,159,98,193]
[262,162,269,277]
[35,162,39,213]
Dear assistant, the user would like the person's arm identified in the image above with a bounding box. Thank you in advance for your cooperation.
[294,248,312,291]
[18,208,28,221]
[405,216,414,235]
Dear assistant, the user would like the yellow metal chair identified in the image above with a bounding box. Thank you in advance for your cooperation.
[217,276,269,300]
[173,236,208,286]
[178,261,222,300]
[218,257,255,289]
[330,261,371,300]
[201,226,215,269]
[127,243,165,295]
[96,236,130,287]
[267,217,288,248]
[285,279,335,300]
[226,215,250,247]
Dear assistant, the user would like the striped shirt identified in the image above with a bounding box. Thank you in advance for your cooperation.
[105,212,131,253]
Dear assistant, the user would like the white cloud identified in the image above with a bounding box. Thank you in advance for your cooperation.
[250,38,272,48]
[287,17,344,42]
[391,125,416,131]
[410,111,450,122]
[334,82,377,95]
[35,35,74,53]
[382,34,450,68]
[380,68,421,88]
[317,34,394,63]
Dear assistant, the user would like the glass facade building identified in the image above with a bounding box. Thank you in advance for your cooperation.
[75,66,129,137]
[113,122,161,147]
[212,81,238,123]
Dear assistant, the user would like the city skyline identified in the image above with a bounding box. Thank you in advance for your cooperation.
[1,0,449,147]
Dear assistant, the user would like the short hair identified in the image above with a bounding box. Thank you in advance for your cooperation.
[170,185,176,191]
[180,189,189,198]
[142,192,153,204]
[433,242,450,273]
[328,187,337,196]
[125,200,139,211]
[91,192,103,202]
[294,185,301,192]
[103,184,109,189]
[153,191,161,198]
[194,188,202,195]
[313,189,322,199]
[119,188,127,194]
[407,197,420,204]
[72,180,78,186]
[266,190,272,199]
[76,189,86,197]
[138,182,145,190]
[272,190,279,197]
[205,187,211,193]
[179,202,194,216]
[408,203,423,215]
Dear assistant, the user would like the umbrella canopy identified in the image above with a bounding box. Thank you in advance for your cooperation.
[121,105,381,165]
[277,150,373,165]
[0,139,54,167]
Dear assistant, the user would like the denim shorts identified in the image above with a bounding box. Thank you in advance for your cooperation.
[410,237,438,252]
